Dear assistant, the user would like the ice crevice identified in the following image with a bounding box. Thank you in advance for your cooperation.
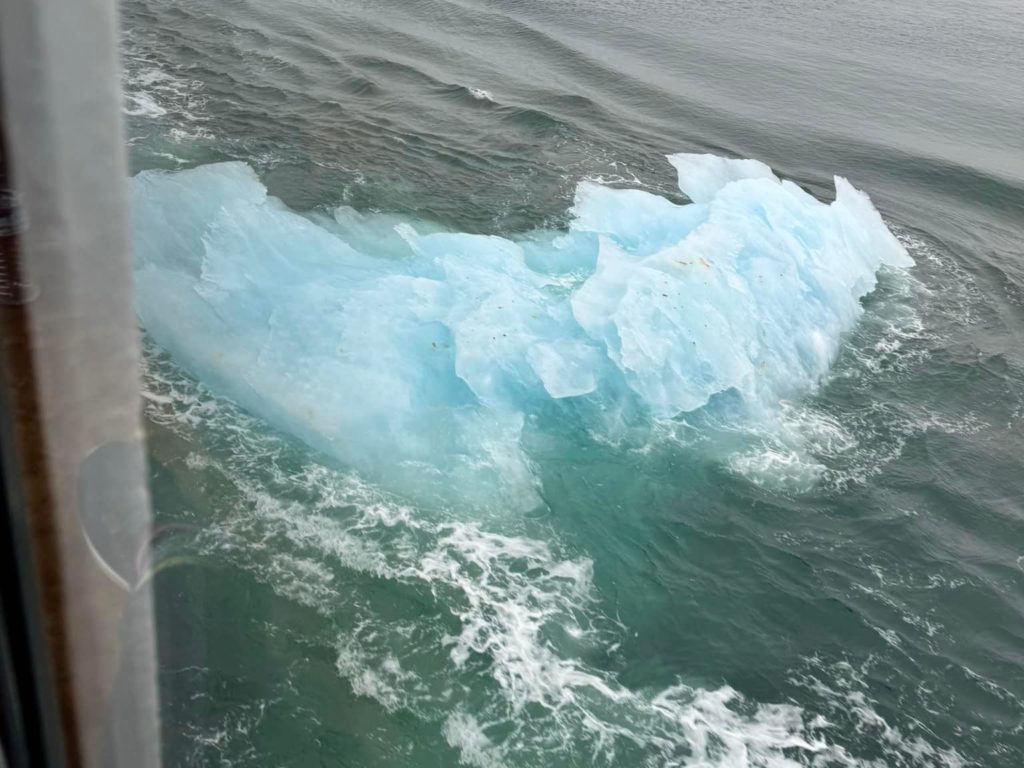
[131,153,912,508]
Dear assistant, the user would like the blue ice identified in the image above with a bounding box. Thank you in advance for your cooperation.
[131,154,912,509]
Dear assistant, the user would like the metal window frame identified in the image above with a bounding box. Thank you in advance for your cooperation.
[0,0,160,766]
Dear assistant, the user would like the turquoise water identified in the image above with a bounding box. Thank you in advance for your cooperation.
[122,0,1024,766]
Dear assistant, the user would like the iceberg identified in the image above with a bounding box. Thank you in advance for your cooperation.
[131,154,911,508]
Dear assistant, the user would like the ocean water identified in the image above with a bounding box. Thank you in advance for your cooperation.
[121,0,1024,766]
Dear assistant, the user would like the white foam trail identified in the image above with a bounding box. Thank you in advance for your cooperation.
[125,90,168,118]
[121,36,212,138]
[143,348,966,767]
[468,86,494,101]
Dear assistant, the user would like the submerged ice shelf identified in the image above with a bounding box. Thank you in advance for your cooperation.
[131,154,912,508]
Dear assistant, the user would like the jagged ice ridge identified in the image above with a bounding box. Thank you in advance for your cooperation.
[131,153,912,509]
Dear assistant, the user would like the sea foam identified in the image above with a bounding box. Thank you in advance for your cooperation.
[143,347,964,768]
[131,154,911,508]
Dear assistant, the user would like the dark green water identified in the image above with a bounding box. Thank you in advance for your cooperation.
[122,0,1024,765]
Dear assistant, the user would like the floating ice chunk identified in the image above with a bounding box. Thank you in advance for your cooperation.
[526,341,602,399]
[571,234,759,416]
[516,230,599,277]
[571,164,912,418]
[131,161,267,274]
[131,154,911,508]
[570,182,708,256]
[667,152,778,203]
[309,206,446,262]
[831,176,914,271]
